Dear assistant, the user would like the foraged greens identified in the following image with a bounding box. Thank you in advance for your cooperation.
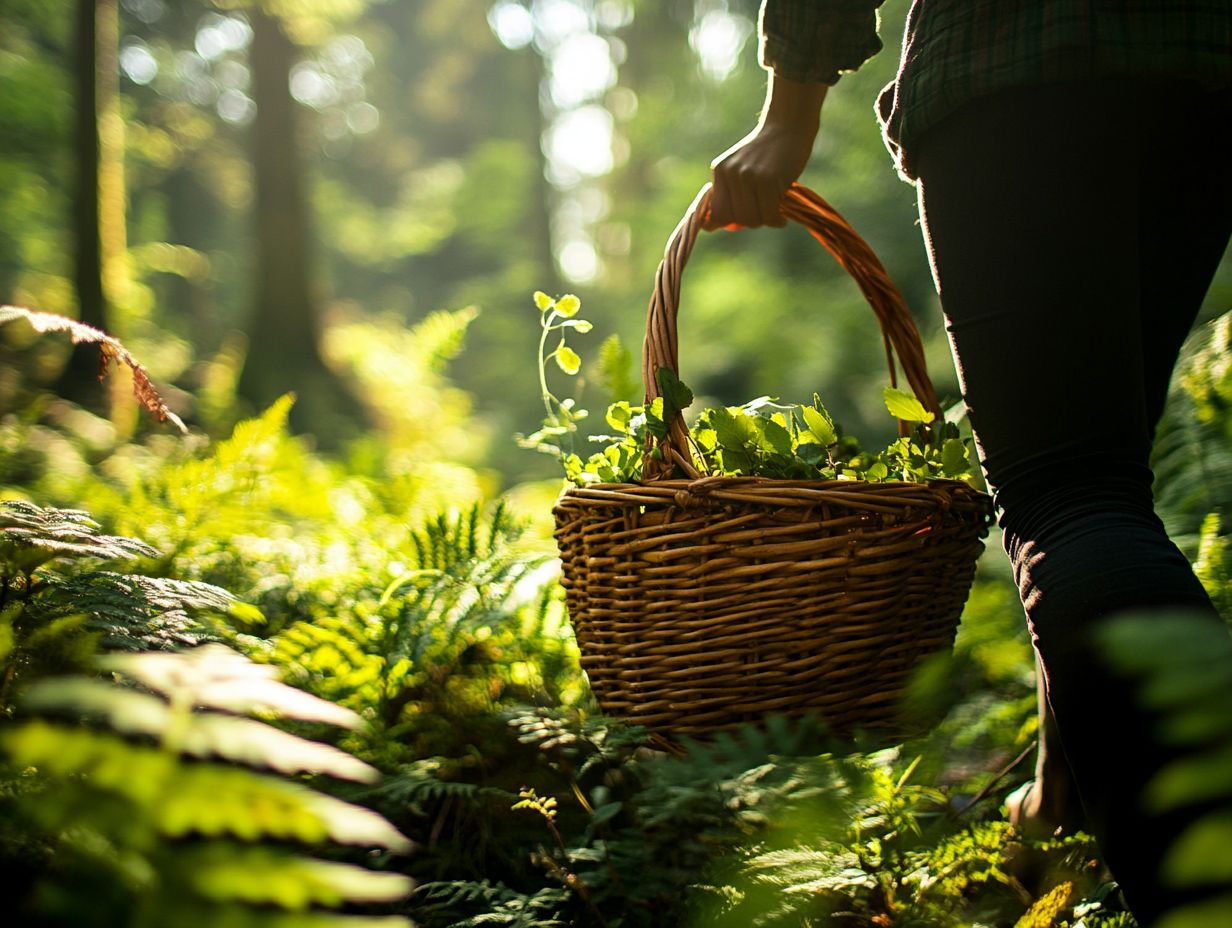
[521,291,976,486]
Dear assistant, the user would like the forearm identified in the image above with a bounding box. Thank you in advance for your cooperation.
[761,70,828,135]
[704,1,878,230]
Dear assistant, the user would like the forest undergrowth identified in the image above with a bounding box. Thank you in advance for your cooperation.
[0,308,1229,928]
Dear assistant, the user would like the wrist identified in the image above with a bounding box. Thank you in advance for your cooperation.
[761,71,827,132]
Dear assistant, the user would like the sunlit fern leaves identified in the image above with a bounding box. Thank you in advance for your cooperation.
[1,501,238,706]
[698,843,870,928]
[1194,513,1232,617]
[0,499,159,575]
[36,571,235,650]
[108,396,344,580]
[1152,312,1232,570]
[414,880,569,928]
[2,645,413,927]
[388,501,534,632]
[272,503,561,756]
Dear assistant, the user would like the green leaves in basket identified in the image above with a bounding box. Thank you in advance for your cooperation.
[942,435,970,475]
[802,397,838,447]
[884,386,936,424]
[655,367,694,424]
[605,401,633,432]
[879,421,976,482]
[522,287,979,486]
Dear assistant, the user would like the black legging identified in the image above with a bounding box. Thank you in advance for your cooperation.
[914,77,1232,924]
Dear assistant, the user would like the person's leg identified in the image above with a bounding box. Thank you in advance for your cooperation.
[1005,663,1085,839]
[914,78,1232,923]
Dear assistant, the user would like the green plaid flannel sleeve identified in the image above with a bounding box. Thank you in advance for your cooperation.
[759,0,886,84]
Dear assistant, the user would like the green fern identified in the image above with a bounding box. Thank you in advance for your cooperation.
[1152,312,1232,568]
[36,571,234,650]
[1100,612,1232,859]
[1,501,240,709]
[1192,512,1232,618]
[271,503,564,762]
[2,644,413,927]
[415,880,569,928]
[367,758,515,819]
[0,499,159,575]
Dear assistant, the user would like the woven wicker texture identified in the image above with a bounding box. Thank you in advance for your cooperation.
[554,184,993,739]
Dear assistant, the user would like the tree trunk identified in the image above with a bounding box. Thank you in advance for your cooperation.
[525,45,560,296]
[96,0,127,318]
[62,0,109,405]
[238,8,367,445]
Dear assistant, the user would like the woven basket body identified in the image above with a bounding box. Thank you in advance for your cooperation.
[555,477,990,737]
[554,184,993,739]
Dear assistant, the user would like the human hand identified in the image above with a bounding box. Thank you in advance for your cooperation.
[704,73,827,231]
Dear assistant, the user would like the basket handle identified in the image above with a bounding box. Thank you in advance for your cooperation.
[641,182,941,480]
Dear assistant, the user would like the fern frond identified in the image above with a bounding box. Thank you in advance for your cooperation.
[367,759,512,813]
[36,571,233,651]
[173,842,412,907]
[414,880,569,927]
[1,500,159,573]
[739,846,869,893]
[383,504,540,671]
[3,720,408,850]
[22,679,377,783]
[1153,312,1232,560]
[272,616,387,710]
[675,713,852,779]
[0,305,186,431]
[596,333,637,404]
[99,643,366,728]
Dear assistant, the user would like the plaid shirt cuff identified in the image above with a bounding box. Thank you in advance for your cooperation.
[759,0,885,84]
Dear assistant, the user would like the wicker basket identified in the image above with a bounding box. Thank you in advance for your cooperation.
[553,183,993,740]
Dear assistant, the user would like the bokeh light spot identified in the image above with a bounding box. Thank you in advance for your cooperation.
[488,1,534,50]
[689,9,752,81]
[120,41,159,85]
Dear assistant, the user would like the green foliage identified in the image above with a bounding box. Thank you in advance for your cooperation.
[0,486,413,927]
[595,334,638,407]
[4,212,1225,928]
[523,291,976,485]
[0,499,234,707]
[416,881,570,928]
[398,705,1123,928]
[1099,612,1232,923]
[270,501,580,766]
[1195,513,1232,618]
[3,646,412,927]
[27,292,1232,928]
[1153,313,1232,615]
[323,306,487,463]
[0,498,158,570]
[12,395,482,637]
[1152,314,1232,550]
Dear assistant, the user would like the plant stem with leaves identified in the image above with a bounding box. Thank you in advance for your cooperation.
[519,291,593,471]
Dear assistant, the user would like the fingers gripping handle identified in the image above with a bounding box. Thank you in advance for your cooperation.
[640,182,941,481]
